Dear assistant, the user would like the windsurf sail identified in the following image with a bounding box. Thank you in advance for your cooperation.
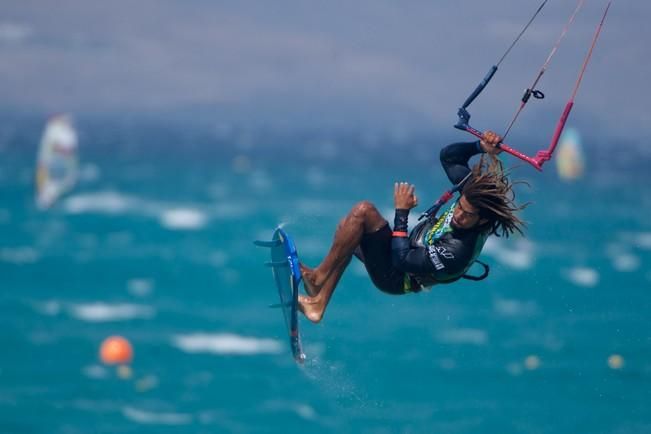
[35,114,79,209]
[555,127,585,181]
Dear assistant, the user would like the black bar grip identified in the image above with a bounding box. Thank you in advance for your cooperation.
[461,65,498,109]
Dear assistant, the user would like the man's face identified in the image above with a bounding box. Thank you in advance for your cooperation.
[451,195,486,230]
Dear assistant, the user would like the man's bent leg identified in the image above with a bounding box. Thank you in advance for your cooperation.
[305,201,387,288]
[298,201,387,322]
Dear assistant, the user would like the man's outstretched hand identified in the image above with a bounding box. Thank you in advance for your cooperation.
[394,182,418,210]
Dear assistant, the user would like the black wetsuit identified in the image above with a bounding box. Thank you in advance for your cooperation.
[358,140,487,294]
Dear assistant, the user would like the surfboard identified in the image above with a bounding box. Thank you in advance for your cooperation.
[254,228,306,363]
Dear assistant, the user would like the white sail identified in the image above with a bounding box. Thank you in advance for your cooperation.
[35,115,79,209]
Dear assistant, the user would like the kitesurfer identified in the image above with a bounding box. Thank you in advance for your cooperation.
[298,131,528,323]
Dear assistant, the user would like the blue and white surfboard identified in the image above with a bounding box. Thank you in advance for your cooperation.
[255,228,306,363]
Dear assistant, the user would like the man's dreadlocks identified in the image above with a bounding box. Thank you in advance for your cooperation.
[462,155,529,237]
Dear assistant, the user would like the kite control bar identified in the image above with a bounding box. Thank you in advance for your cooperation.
[455,109,545,171]
[454,1,610,172]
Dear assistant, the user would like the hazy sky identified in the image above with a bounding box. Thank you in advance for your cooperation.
[0,1,648,140]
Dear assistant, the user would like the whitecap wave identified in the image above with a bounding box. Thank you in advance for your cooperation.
[172,333,283,355]
[64,191,135,214]
[37,300,62,316]
[620,231,651,250]
[437,328,487,345]
[564,267,599,287]
[483,237,534,270]
[122,406,192,425]
[127,278,154,297]
[613,253,640,272]
[0,246,39,264]
[294,404,317,420]
[64,191,221,231]
[69,302,155,322]
[262,400,317,420]
[634,232,651,250]
[606,243,641,272]
[493,298,538,317]
[159,208,207,230]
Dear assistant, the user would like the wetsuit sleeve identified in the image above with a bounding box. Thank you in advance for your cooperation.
[391,208,434,273]
[440,141,484,185]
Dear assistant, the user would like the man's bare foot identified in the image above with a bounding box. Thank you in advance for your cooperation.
[300,263,322,297]
[297,295,324,323]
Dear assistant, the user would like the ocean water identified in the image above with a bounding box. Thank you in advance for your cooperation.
[1,117,650,434]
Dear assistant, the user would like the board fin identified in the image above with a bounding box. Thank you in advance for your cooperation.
[264,261,288,268]
[254,239,282,248]
[268,302,292,309]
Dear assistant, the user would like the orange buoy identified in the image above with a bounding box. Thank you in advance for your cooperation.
[99,336,133,365]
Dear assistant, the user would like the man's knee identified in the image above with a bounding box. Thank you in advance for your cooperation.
[351,200,378,219]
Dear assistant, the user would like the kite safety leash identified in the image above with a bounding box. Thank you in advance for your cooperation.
[419,172,472,221]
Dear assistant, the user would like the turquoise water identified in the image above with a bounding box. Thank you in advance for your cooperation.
[1,118,650,433]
